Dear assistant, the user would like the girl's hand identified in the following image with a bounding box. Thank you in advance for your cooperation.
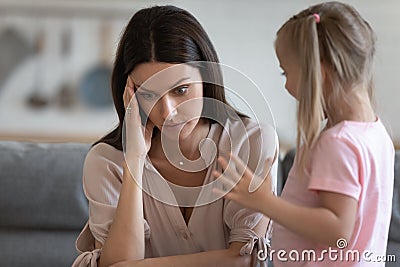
[213,154,274,213]
[123,77,154,163]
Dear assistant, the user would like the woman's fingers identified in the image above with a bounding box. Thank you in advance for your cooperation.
[127,75,135,88]
[124,87,135,108]
[125,93,142,125]
[124,75,135,109]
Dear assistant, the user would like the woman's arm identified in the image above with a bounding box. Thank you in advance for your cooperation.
[98,162,145,267]
[98,80,155,267]
[111,242,250,267]
[110,216,269,267]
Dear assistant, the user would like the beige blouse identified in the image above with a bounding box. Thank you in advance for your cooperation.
[72,118,278,266]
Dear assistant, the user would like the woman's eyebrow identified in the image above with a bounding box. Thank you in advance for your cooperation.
[134,83,151,92]
[169,77,191,89]
[135,77,191,92]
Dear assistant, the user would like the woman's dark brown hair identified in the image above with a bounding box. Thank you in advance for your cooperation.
[95,5,241,150]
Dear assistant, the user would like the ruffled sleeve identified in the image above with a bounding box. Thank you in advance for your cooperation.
[222,118,278,265]
[72,223,101,267]
[72,221,151,266]
[72,143,151,267]
[224,203,263,252]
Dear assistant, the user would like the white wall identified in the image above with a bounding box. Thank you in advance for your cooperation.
[174,0,400,148]
[0,0,399,146]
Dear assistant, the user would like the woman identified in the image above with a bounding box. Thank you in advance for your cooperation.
[72,5,277,267]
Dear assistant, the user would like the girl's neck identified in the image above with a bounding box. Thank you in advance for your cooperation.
[327,86,376,127]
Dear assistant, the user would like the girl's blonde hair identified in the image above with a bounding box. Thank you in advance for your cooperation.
[276,1,376,172]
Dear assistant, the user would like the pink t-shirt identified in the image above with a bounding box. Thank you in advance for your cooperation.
[271,118,394,266]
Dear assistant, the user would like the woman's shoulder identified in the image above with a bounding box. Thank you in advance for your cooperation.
[86,142,123,162]
[223,116,277,144]
[82,142,124,206]
[84,142,124,176]
[220,116,258,136]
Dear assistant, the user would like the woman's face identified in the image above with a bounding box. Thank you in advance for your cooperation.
[130,62,204,140]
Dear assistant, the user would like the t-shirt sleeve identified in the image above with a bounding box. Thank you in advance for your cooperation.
[308,135,361,201]
[72,144,150,267]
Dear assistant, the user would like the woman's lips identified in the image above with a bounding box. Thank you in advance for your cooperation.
[162,122,186,130]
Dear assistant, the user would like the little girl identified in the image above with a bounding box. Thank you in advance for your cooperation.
[214,2,394,266]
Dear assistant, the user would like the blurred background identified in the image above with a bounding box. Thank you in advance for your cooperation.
[0,0,399,150]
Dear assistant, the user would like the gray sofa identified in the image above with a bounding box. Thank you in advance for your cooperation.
[0,142,90,267]
[0,141,398,266]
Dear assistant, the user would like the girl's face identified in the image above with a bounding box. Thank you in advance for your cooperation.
[130,62,204,141]
[275,38,300,99]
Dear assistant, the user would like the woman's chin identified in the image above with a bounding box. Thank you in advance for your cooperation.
[161,125,195,141]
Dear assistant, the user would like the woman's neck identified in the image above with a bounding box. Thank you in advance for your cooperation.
[150,119,210,161]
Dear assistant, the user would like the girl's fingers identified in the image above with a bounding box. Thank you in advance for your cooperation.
[217,156,238,178]
[228,153,254,179]
[212,187,225,198]
[217,155,229,170]
[217,157,242,184]
[247,158,274,193]
[212,170,237,191]
[261,158,273,180]
[212,187,236,201]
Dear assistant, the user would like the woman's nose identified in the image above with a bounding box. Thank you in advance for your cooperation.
[159,95,177,120]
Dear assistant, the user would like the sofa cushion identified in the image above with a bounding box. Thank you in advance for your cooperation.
[0,141,90,230]
[388,151,400,242]
[0,229,79,267]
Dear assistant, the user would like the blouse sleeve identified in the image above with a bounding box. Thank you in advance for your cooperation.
[223,119,278,261]
[72,144,150,267]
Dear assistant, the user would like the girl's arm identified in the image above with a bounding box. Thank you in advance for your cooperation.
[265,190,357,247]
[215,154,357,247]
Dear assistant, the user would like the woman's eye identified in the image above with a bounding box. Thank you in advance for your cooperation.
[174,86,189,95]
[140,93,156,100]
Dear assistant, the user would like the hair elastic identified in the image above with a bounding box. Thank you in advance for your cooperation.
[313,13,320,23]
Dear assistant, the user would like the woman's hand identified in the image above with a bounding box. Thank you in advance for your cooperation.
[213,154,274,213]
[123,77,154,162]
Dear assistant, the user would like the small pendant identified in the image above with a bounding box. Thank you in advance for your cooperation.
[179,161,184,166]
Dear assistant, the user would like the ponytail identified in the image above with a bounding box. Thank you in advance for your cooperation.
[277,2,376,174]
[278,14,325,173]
